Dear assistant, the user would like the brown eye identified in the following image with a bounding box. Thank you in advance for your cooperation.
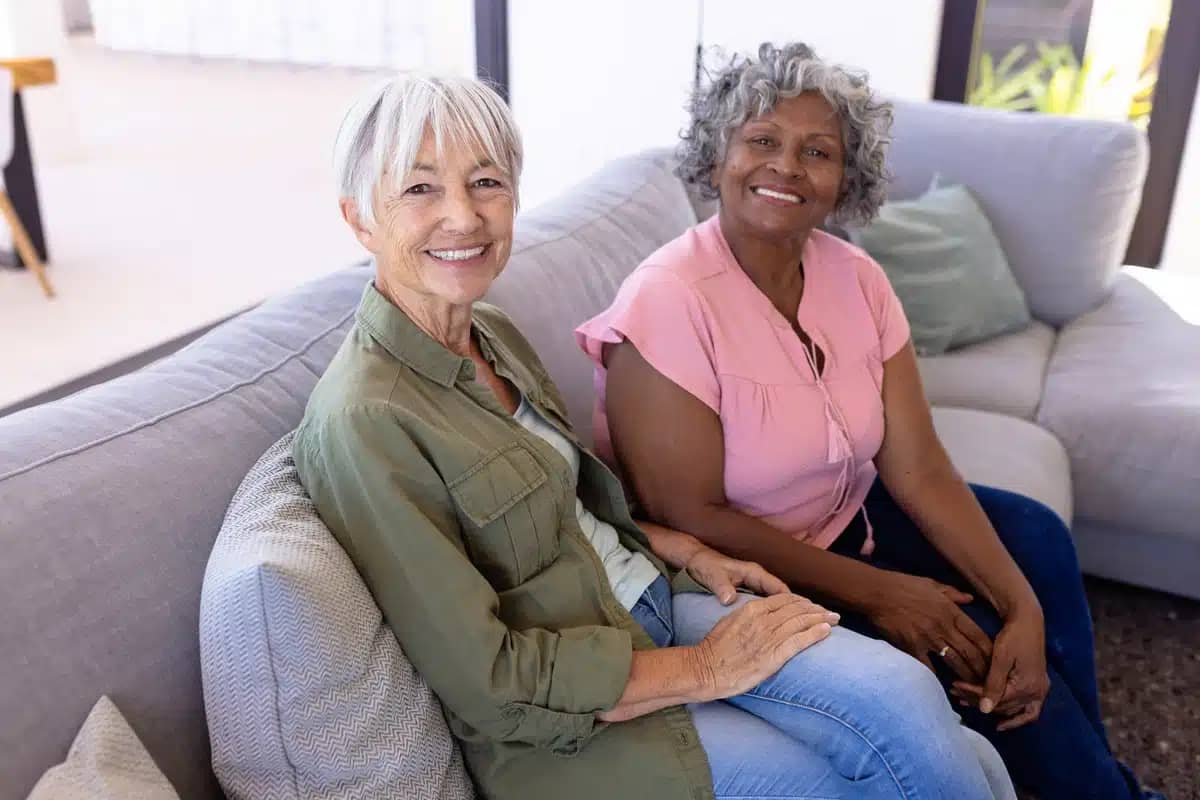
[405,183,432,195]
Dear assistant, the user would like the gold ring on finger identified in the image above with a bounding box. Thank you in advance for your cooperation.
[938,645,950,658]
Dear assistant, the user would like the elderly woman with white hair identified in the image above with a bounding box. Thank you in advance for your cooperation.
[293,71,1017,800]
[580,43,1163,800]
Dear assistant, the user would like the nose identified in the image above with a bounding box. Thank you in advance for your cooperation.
[439,184,484,235]
[769,148,806,179]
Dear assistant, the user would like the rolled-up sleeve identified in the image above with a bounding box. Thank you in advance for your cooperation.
[293,403,633,753]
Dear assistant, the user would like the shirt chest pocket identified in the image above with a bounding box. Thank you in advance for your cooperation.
[447,442,562,590]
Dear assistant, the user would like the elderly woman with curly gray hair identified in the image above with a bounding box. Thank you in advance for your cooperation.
[580,42,1162,800]
[294,68,1023,800]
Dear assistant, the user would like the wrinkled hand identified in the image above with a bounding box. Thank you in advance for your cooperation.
[685,548,790,604]
[695,593,838,700]
[869,571,993,683]
[951,609,1049,731]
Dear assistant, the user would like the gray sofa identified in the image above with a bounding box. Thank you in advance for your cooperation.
[2,98,1197,799]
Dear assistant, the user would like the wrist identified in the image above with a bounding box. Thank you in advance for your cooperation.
[686,642,721,702]
[998,591,1042,623]
[843,566,899,616]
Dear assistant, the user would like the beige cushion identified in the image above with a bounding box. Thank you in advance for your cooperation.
[931,407,1072,525]
[27,697,178,800]
[488,149,697,445]
[1038,267,1200,541]
[918,321,1056,420]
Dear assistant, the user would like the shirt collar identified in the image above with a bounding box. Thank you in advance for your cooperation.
[355,282,470,388]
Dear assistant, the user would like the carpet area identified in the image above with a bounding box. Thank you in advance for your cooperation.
[1089,577,1199,799]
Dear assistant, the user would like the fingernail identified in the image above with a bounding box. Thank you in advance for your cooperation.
[980,699,995,714]
[827,612,840,621]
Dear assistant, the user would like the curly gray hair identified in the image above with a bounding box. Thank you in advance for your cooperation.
[678,42,893,225]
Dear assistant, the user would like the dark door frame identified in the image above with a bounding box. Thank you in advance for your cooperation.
[474,0,509,103]
[1126,1,1200,266]
[932,0,1200,267]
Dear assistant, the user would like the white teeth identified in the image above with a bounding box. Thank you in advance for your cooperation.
[754,187,803,203]
[428,246,486,261]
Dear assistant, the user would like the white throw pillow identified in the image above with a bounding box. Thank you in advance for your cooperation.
[199,432,475,800]
[27,696,178,800]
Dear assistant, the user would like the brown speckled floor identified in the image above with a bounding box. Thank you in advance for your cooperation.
[1088,577,1200,799]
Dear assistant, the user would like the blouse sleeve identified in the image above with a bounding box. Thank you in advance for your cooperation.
[860,254,912,361]
[575,267,720,413]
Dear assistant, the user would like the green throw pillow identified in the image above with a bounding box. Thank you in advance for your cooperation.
[849,182,1032,356]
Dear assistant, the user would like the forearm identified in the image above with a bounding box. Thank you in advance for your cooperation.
[659,502,891,614]
[597,646,712,722]
[887,466,1039,618]
[636,519,707,569]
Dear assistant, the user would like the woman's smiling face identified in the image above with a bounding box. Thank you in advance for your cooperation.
[714,91,846,242]
[363,127,516,309]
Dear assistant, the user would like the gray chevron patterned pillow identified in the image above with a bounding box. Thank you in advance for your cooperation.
[200,432,476,800]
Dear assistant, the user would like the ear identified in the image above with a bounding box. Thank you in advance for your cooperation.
[340,197,381,254]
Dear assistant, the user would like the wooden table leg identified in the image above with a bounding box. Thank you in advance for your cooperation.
[2,90,48,268]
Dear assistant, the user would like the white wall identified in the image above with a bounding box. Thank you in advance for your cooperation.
[0,0,66,58]
[509,0,700,211]
[509,0,945,210]
[1161,70,1200,274]
[701,0,945,101]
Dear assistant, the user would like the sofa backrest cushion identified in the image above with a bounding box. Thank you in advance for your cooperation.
[200,433,474,800]
[884,100,1148,326]
[0,264,371,800]
[487,149,697,446]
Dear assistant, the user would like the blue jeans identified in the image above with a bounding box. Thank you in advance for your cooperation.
[826,479,1161,800]
[631,575,1015,800]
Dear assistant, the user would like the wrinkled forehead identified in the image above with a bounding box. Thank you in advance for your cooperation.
[401,124,504,175]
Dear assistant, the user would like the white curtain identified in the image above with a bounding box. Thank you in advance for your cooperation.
[88,0,459,70]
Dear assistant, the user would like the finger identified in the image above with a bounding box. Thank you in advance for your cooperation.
[773,610,842,638]
[952,612,994,661]
[996,701,1043,732]
[938,583,974,604]
[994,677,1046,715]
[762,595,830,622]
[942,626,989,681]
[939,645,985,684]
[952,682,984,697]
[750,566,791,597]
[778,621,832,659]
[757,592,807,612]
[981,652,1014,714]
[711,573,738,605]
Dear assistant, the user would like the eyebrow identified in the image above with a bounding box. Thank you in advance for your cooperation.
[410,158,497,173]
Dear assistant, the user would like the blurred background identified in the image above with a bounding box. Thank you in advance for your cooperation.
[0,0,1195,412]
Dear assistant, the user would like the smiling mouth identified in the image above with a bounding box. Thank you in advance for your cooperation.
[426,244,489,262]
[752,187,806,204]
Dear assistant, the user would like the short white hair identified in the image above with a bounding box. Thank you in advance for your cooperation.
[333,72,523,225]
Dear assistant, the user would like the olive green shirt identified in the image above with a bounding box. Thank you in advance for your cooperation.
[293,283,714,800]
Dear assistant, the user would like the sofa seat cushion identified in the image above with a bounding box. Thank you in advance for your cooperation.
[918,321,1056,420]
[200,433,475,800]
[487,149,697,447]
[931,407,1073,525]
[1038,267,1200,541]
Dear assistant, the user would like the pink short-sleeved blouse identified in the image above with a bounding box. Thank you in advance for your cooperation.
[575,215,911,552]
